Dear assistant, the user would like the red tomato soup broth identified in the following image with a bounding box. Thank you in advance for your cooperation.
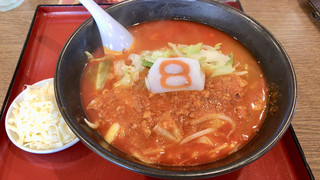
[80,20,267,166]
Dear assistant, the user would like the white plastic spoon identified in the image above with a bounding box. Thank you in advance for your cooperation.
[79,0,133,52]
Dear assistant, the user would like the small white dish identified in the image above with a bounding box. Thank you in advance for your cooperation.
[5,78,79,154]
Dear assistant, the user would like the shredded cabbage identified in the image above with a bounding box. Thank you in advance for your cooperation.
[140,49,172,67]
[113,55,144,88]
[113,43,238,88]
[113,67,135,88]
[139,42,235,78]
[181,43,202,57]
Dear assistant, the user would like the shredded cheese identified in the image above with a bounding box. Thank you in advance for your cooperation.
[6,80,77,150]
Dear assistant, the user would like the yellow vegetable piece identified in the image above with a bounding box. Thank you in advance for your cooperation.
[105,123,120,144]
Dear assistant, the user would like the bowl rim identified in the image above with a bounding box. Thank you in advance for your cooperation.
[55,0,297,178]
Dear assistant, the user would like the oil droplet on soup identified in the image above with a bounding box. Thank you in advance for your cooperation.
[80,20,267,166]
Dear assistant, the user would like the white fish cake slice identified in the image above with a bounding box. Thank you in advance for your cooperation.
[145,57,205,93]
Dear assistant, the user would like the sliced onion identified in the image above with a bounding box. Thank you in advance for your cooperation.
[168,43,183,57]
[143,147,165,156]
[132,151,153,164]
[202,44,216,51]
[84,118,98,129]
[153,124,178,142]
[87,98,98,110]
[192,114,224,125]
[235,71,248,76]
[180,128,215,145]
[197,136,214,146]
[192,114,236,139]
[233,62,240,68]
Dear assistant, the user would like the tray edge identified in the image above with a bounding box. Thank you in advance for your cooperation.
[0,3,314,180]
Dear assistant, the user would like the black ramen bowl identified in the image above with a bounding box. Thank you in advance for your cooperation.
[54,0,297,179]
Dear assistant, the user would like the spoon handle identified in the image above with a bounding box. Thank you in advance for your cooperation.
[79,0,133,51]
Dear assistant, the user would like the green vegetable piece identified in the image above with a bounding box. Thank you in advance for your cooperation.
[210,65,234,78]
[85,51,94,59]
[96,61,111,90]
[228,52,233,60]
[152,50,170,61]
[141,49,171,68]
[182,43,202,57]
[198,57,206,63]
[225,52,233,67]
[146,50,170,62]
[225,59,233,67]
[142,59,154,68]
[113,68,132,88]
[214,43,222,50]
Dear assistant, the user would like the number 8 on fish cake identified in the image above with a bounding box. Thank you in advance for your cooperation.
[145,57,205,93]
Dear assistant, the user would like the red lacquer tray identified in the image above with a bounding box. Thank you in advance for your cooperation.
[0,3,314,180]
